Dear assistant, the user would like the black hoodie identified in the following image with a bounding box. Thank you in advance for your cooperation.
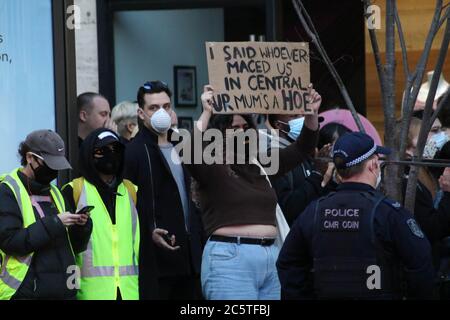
[63,129,125,224]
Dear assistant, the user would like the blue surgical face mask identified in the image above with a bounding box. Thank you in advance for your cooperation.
[431,131,449,150]
[287,117,305,140]
[423,131,449,159]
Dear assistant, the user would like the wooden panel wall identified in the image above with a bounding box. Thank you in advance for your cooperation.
[365,0,450,140]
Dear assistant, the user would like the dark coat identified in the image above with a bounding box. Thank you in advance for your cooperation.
[272,159,323,226]
[124,125,205,299]
[277,182,435,300]
[266,135,323,226]
[0,171,92,300]
[402,176,450,245]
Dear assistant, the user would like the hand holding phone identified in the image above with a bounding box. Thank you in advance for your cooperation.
[76,206,95,215]
[152,229,180,251]
[163,233,174,245]
[74,206,93,226]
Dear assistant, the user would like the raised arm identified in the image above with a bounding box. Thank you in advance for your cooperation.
[272,84,321,178]
[196,85,214,132]
[182,85,216,185]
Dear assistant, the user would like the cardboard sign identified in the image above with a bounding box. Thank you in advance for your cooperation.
[206,42,311,114]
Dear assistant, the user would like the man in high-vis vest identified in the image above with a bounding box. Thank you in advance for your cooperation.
[62,128,140,300]
[0,130,92,300]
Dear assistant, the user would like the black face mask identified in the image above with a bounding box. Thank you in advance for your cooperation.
[94,149,123,175]
[31,160,58,185]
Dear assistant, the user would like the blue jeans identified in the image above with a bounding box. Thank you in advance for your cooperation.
[201,239,281,300]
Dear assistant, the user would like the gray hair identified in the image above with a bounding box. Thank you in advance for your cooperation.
[111,101,139,137]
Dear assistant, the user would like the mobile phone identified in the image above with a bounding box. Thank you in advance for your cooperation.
[76,206,95,215]
[163,233,174,246]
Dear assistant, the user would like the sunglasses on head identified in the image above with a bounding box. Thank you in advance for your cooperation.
[142,81,169,91]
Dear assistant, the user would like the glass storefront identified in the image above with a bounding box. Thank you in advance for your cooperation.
[0,0,56,173]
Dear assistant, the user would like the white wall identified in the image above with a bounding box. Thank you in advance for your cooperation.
[74,0,99,94]
[114,8,224,119]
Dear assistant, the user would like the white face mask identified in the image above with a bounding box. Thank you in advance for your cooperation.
[374,161,382,189]
[150,109,172,134]
[370,159,382,189]
[375,171,382,189]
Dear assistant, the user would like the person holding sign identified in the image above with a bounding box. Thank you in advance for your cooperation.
[185,83,322,300]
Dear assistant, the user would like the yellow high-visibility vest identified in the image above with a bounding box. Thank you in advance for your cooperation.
[68,178,140,300]
[0,168,66,300]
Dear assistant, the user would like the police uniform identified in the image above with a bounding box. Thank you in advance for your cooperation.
[276,132,435,300]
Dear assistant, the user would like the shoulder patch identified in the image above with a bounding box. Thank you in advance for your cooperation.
[406,219,425,238]
[383,198,402,210]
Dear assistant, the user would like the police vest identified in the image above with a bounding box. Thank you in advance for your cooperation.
[0,168,66,300]
[69,178,140,300]
[312,190,401,299]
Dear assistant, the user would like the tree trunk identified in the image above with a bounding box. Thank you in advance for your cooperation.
[383,0,402,201]
[404,11,450,212]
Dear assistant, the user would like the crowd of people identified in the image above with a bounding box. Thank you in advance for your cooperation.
[0,79,449,300]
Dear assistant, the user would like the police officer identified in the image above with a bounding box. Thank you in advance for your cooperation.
[276,132,435,300]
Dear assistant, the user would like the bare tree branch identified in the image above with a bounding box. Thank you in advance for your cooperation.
[382,0,403,201]
[363,0,389,107]
[404,10,450,212]
[291,0,366,133]
[398,0,444,162]
[394,1,410,79]
[431,87,450,125]
[439,4,450,28]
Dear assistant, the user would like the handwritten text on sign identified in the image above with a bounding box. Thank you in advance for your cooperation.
[206,42,311,115]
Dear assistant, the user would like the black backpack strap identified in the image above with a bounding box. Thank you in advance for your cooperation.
[360,191,386,246]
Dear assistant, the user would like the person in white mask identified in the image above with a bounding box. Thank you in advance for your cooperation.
[123,81,204,300]
[424,118,450,159]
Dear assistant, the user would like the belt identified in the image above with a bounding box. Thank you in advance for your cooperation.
[210,235,275,246]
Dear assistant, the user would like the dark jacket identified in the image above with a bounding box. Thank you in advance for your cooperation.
[277,182,435,300]
[124,125,205,299]
[401,174,450,296]
[270,135,323,226]
[402,176,450,245]
[0,171,92,300]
